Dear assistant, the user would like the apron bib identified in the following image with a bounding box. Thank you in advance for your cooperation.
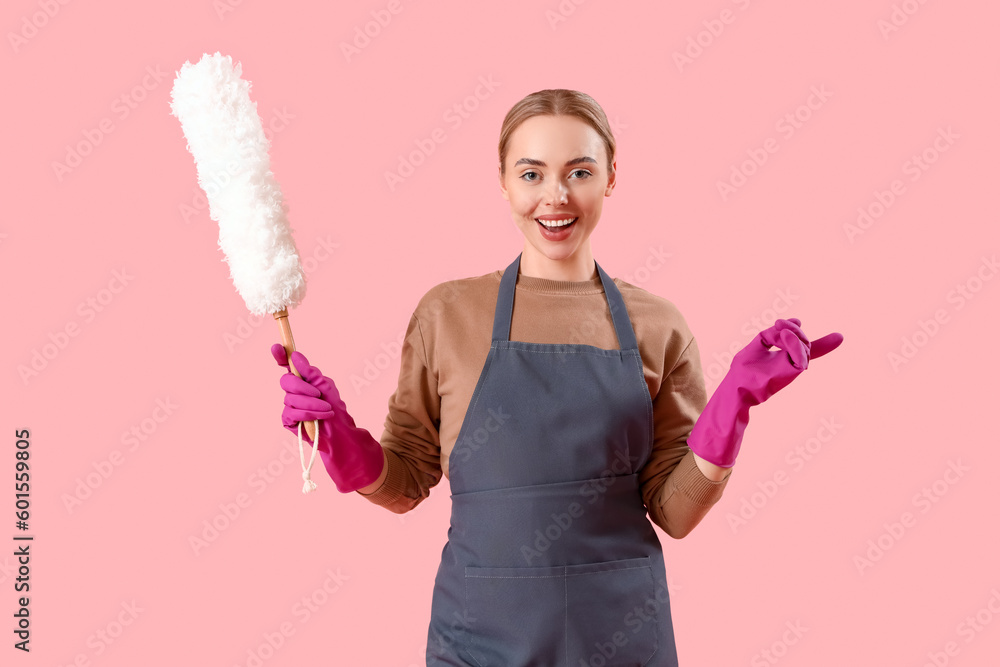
[426,253,679,667]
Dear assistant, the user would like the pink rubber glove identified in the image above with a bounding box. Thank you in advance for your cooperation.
[687,318,843,468]
[271,344,385,493]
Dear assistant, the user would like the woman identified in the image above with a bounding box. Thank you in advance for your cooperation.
[272,89,843,666]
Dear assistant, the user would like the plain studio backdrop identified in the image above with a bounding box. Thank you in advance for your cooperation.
[2,1,998,665]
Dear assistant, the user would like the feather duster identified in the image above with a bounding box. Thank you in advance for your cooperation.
[169,52,321,492]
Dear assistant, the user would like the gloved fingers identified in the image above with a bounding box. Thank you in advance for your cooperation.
[281,412,309,430]
[283,391,333,414]
[764,327,809,370]
[289,352,339,398]
[271,343,290,369]
[312,374,338,400]
[275,346,340,398]
[760,319,809,352]
[289,350,325,386]
[279,372,322,397]
[808,332,844,359]
[282,404,335,424]
[772,318,809,347]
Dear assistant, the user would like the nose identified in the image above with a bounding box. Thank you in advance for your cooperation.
[545,179,569,205]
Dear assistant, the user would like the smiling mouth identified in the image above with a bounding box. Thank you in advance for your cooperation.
[535,217,578,229]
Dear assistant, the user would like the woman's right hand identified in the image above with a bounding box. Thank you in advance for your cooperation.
[271,343,337,442]
[270,344,386,493]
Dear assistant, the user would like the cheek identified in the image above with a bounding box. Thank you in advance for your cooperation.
[581,194,603,213]
[513,200,536,218]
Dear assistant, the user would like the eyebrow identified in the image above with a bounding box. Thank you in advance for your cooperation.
[513,156,598,168]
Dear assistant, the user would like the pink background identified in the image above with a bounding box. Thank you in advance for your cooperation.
[4,1,999,665]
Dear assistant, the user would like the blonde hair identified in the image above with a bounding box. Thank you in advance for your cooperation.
[498,89,615,178]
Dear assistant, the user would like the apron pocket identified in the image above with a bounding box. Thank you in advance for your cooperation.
[464,563,568,666]
[565,556,660,666]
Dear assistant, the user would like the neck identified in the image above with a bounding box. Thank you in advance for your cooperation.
[518,244,596,281]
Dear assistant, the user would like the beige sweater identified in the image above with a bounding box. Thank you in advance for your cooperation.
[356,263,732,539]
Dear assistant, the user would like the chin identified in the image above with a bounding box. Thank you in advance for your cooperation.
[534,244,577,261]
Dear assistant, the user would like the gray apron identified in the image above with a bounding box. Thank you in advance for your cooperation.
[426,253,679,667]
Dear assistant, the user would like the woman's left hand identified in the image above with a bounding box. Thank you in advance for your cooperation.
[686,318,843,469]
[729,317,843,407]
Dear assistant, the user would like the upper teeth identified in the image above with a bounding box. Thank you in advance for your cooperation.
[537,218,577,227]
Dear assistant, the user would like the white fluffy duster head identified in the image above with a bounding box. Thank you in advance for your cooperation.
[169,52,306,317]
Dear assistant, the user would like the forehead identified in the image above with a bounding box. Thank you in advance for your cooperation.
[508,115,603,159]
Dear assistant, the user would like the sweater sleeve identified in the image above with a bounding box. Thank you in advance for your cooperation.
[356,312,444,513]
[639,335,733,539]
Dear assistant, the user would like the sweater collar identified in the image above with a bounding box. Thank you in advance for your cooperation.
[494,268,606,295]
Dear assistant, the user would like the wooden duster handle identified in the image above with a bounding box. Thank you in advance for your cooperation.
[273,308,317,442]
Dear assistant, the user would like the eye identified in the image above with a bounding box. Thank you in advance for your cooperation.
[519,169,592,182]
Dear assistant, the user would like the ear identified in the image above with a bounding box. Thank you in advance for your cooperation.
[498,163,509,201]
[606,159,617,196]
